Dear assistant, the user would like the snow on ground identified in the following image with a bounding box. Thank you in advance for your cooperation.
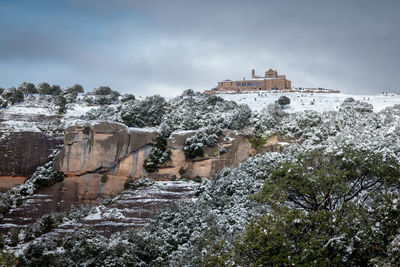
[0,100,99,133]
[219,92,400,113]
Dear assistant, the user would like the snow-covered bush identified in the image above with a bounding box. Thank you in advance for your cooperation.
[143,132,171,172]
[83,106,120,121]
[340,97,373,113]
[278,95,290,106]
[1,87,24,105]
[184,125,223,158]
[162,95,252,131]
[120,95,167,127]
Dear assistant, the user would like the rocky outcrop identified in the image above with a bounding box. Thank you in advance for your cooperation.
[0,132,62,176]
[57,121,297,180]
[55,122,156,176]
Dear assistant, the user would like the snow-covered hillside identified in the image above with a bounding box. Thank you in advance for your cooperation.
[219,92,400,112]
[0,99,98,133]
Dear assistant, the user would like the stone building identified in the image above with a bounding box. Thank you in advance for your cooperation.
[217,68,291,91]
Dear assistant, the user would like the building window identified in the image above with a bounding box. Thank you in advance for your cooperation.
[237,82,241,87]
[258,82,262,86]
[247,82,251,86]
[242,82,246,86]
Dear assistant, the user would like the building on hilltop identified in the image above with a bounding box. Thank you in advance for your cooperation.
[217,68,291,91]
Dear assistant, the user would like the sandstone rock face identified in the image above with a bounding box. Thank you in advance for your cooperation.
[57,122,296,180]
[56,122,156,176]
[0,132,62,176]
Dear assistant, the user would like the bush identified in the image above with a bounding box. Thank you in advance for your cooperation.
[65,84,84,95]
[181,89,195,96]
[38,82,52,95]
[278,95,290,106]
[53,95,67,114]
[143,132,171,172]
[18,82,37,96]
[100,174,108,183]
[121,95,167,127]
[51,84,62,96]
[121,93,135,102]
[340,97,373,113]
[2,87,24,104]
[184,125,222,159]
[93,86,112,95]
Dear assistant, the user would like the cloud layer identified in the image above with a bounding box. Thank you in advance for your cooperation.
[0,0,399,96]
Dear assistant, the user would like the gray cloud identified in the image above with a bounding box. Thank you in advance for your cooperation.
[0,0,399,95]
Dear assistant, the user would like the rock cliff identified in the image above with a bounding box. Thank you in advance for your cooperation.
[56,121,292,179]
[0,132,62,176]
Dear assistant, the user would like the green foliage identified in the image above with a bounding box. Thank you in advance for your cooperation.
[100,174,108,183]
[53,95,67,114]
[7,228,20,247]
[121,93,135,102]
[278,95,290,106]
[255,147,400,211]
[121,95,167,127]
[65,84,84,95]
[143,133,171,172]
[38,82,52,95]
[182,89,195,96]
[184,125,223,159]
[51,84,62,96]
[220,147,400,265]
[93,86,112,95]
[18,82,37,96]
[2,87,24,104]
[0,250,18,267]
[248,133,272,150]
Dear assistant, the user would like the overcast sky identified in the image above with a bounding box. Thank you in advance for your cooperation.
[1,0,399,96]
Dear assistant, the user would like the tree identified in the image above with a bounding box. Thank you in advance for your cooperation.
[65,84,84,95]
[18,82,37,96]
[38,82,52,95]
[256,148,400,212]
[121,94,135,102]
[93,86,112,95]
[2,87,24,104]
[226,148,400,266]
[121,95,167,127]
[182,89,195,96]
[277,95,290,106]
[53,95,67,114]
[51,85,62,96]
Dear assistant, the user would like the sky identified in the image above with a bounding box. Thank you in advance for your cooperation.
[0,0,399,96]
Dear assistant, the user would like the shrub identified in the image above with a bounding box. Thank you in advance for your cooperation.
[181,89,195,96]
[184,126,222,159]
[100,174,108,183]
[121,93,135,102]
[340,97,373,113]
[65,84,84,95]
[121,95,167,127]
[2,87,24,104]
[278,95,290,106]
[51,84,62,96]
[53,95,67,114]
[143,133,171,172]
[18,82,37,96]
[38,82,52,95]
